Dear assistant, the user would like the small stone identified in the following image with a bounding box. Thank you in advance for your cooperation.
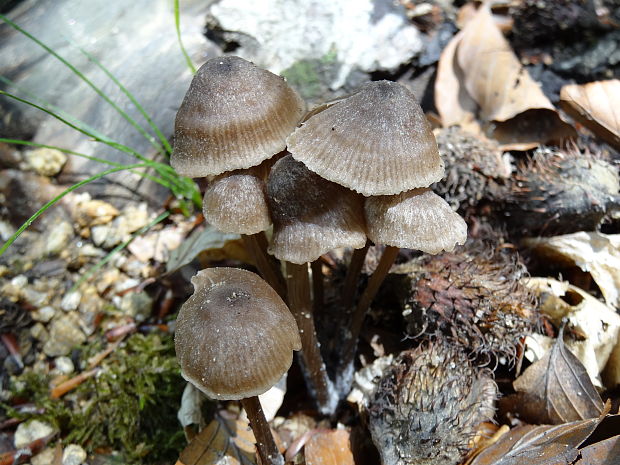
[60,291,81,312]
[96,269,120,294]
[45,221,74,255]
[21,287,50,307]
[43,313,86,357]
[62,444,87,465]
[14,419,54,448]
[119,291,153,322]
[31,447,57,465]
[30,322,49,342]
[32,306,56,323]
[54,356,75,375]
[75,198,119,228]
[23,148,67,176]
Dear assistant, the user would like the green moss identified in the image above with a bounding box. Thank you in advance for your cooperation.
[7,332,186,464]
[281,48,338,101]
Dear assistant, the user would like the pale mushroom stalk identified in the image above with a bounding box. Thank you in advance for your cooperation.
[311,260,324,316]
[340,240,370,310]
[341,245,399,369]
[286,262,335,414]
[241,396,284,465]
[242,232,287,301]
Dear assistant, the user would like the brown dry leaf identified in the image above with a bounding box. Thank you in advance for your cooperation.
[470,414,606,465]
[560,80,620,150]
[513,328,604,424]
[177,416,257,465]
[435,30,479,130]
[575,435,620,464]
[304,429,355,465]
[442,4,575,149]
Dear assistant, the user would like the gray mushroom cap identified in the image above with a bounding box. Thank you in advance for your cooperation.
[172,56,306,177]
[175,267,301,400]
[287,80,444,196]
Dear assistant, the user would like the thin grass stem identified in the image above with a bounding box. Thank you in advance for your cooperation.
[0,163,149,256]
[174,0,197,74]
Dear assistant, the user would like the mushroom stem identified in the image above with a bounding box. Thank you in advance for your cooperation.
[341,240,370,310]
[242,232,287,301]
[241,396,284,465]
[286,261,335,414]
[341,245,400,369]
[311,260,324,317]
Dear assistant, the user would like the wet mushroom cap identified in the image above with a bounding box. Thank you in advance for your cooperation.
[365,188,467,254]
[172,56,306,177]
[203,166,271,235]
[175,267,301,400]
[287,80,444,196]
[267,155,367,264]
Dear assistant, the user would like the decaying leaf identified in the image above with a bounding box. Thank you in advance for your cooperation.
[434,31,479,130]
[575,435,620,465]
[524,277,620,388]
[513,327,604,424]
[176,415,256,465]
[435,4,575,149]
[165,225,243,273]
[524,232,620,309]
[304,429,355,465]
[560,80,620,150]
[470,413,606,465]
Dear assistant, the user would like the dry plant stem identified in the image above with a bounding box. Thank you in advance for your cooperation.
[286,261,333,413]
[342,245,400,367]
[341,240,370,310]
[241,396,284,465]
[242,232,287,300]
[311,260,324,316]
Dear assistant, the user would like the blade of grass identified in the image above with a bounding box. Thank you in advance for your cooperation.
[174,0,197,74]
[0,162,149,256]
[0,14,166,156]
[70,210,170,292]
[74,46,174,156]
[0,138,173,190]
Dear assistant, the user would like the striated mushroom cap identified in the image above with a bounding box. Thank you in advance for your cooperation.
[287,80,444,196]
[172,56,306,177]
[175,267,301,400]
[267,155,367,264]
[203,165,271,235]
[365,188,467,254]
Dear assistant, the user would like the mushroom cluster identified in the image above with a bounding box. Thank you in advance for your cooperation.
[172,56,467,421]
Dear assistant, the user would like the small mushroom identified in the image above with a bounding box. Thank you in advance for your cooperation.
[175,267,301,465]
[340,189,467,373]
[203,159,286,298]
[172,56,305,177]
[287,80,444,196]
[266,154,367,413]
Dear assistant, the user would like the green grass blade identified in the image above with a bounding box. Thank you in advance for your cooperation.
[174,0,197,74]
[0,14,166,155]
[0,74,118,144]
[0,163,149,257]
[75,46,174,156]
[70,210,170,292]
[0,138,175,190]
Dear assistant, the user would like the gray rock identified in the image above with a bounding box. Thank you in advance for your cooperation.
[32,305,56,323]
[31,447,57,465]
[208,0,423,90]
[1,0,218,204]
[54,356,75,375]
[119,291,153,322]
[45,220,74,256]
[60,291,81,311]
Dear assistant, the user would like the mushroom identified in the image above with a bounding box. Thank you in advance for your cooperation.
[266,154,367,413]
[202,159,286,299]
[172,56,305,177]
[340,188,467,371]
[286,80,444,196]
[172,56,305,294]
[175,267,301,465]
